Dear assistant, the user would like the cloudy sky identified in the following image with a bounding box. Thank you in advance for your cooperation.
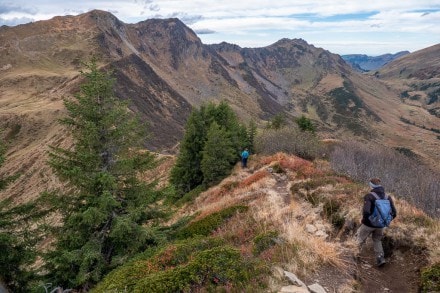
[1,0,439,55]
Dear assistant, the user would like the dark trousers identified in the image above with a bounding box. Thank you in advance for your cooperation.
[242,157,248,168]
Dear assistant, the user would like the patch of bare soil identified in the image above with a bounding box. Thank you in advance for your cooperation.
[355,238,428,292]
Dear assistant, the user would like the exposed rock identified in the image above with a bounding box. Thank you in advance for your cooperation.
[314,230,329,239]
[279,285,310,293]
[308,283,327,293]
[306,224,317,233]
[284,271,307,288]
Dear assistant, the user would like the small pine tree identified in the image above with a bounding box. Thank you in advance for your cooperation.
[201,122,236,186]
[296,115,316,133]
[43,59,161,290]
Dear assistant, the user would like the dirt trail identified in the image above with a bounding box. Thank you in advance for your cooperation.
[263,169,429,293]
[356,240,427,293]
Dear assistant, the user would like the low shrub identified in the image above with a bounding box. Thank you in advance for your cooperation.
[222,180,239,191]
[94,237,268,292]
[175,205,248,239]
[420,262,440,293]
[322,198,345,229]
[133,246,265,293]
[252,231,279,255]
[239,170,268,187]
[271,163,285,174]
[92,237,226,292]
[173,185,205,206]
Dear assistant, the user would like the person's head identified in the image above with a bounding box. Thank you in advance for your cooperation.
[369,177,381,189]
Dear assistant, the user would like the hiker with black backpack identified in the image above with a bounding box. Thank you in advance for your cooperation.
[356,178,397,267]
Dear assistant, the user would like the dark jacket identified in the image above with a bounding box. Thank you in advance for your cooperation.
[361,186,397,228]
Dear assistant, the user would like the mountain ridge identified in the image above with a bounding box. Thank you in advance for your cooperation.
[1,10,440,204]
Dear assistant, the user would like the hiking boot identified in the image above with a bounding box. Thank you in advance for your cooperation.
[376,255,386,267]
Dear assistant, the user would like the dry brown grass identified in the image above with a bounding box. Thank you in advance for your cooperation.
[389,198,440,264]
[169,152,439,292]
[183,154,349,274]
[238,169,269,188]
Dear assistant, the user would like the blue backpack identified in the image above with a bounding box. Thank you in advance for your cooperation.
[241,150,249,159]
[368,192,393,228]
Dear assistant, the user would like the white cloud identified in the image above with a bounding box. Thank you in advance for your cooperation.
[0,0,439,54]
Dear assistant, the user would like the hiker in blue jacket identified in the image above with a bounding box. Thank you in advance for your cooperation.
[356,178,397,267]
[241,148,249,168]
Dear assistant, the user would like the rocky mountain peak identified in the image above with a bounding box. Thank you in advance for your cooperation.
[81,9,125,31]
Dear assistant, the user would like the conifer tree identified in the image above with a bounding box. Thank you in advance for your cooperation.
[201,122,236,186]
[170,108,206,193]
[170,101,247,195]
[0,135,38,292]
[296,115,316,133]
[43,60,160,290]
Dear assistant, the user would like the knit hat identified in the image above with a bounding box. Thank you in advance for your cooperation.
[369,177,381,188]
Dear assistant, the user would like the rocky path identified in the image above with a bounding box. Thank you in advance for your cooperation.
[263,168,428,293]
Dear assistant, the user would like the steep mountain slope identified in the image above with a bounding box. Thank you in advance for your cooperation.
[342,51,409,72]
[376,44,440,117]
[1,10,439,203]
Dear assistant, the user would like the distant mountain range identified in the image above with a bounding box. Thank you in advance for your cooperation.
[0,10,439,202]
[341,51,410,72]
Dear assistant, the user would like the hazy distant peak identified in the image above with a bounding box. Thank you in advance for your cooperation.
[341,51,410,71]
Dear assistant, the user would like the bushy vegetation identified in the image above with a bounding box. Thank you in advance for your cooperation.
[295,115,316,133]
[175,205,248,239]
[252,231,279,255]
[92,237,267,293]
[330,140,440,217]
[170,102,249,195]
[420,262,440,293]
[255,127,322,160]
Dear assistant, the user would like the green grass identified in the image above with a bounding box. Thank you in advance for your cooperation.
[420,262,440,293]
[174,205,249,239]
[253,231,279,255]
[92,236,268,293]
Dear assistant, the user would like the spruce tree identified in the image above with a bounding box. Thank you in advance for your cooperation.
[43,60,160,290]
[201,122,236,186]
[170,101,247,195]
[169,108,206,193]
